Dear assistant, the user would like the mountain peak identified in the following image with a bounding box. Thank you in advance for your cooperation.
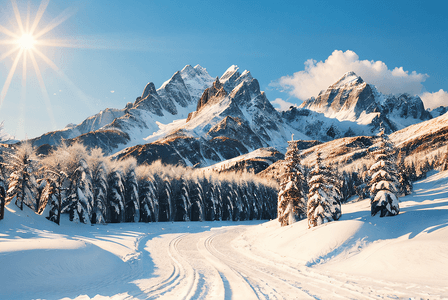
[193,64,208,74]
[332,71,364,88]
[220,65,240,83]
[141,82,157,99]
[180,64,195,76]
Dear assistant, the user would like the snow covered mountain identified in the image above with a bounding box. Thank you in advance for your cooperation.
[284,72,432,141]
[31,64,215,152]
[115,65,305,167]
[30,66,444,169]
[261,110,448,182]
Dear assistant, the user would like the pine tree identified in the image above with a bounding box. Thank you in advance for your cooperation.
[306,152,342,228]
[172,176,188,221]
[123,158,140,223]
[277,140,307,226]
[39,143,72,225]
[107,164,125,223]
[440,146,448,171]
[71,159,93,224]
[203,175,216,221]
[65,144,93,224]
[89,148,109,224]
[189,177,205,221]
[397,149,413,196]
[160,177,172,222]
[211,179,223,221]
[4,142,39,211]
[369,135,400,217]
[407,160,418,182]
[0,172,5,221]
[137,168,158,222]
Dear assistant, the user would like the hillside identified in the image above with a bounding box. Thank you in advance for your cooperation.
[1,170,447,299]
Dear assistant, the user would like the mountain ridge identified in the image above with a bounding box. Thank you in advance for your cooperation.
[28,66,446,170]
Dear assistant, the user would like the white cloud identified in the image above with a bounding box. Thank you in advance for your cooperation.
[110,90,115,93]
[276,50,429,100]
[271,98,296,111]
[420,89,448,109]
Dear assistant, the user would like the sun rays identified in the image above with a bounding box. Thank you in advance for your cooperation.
[0,0,79,133]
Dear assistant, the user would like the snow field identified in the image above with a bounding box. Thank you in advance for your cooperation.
[1,171,448,299]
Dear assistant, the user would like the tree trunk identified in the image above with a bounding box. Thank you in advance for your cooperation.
[57,186,62,226]
[0,186,5,220]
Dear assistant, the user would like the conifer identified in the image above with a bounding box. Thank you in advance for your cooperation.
[306,152,342,228]
[369,135,400,217]
[277,140,307,226]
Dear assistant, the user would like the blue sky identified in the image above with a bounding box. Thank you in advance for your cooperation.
[0,0,447,139]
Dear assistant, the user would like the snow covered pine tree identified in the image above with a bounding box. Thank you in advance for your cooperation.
[277,139,307,226]
[4,143,39,211]
[369,135,400,217]
[441,146,448,171]
[397,149,413,196]
[307,152,342,228]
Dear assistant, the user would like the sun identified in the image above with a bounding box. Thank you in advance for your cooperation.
[17,33,36,50]
[0,0,79,132]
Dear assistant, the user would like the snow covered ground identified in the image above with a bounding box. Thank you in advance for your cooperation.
[1,171,448,299]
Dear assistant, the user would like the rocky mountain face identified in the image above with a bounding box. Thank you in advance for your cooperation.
[284,72,432,141]
[30,65,215,153]
[29,66,445,173]
[116,66,304,167]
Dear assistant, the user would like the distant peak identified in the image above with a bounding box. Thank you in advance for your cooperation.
[181,64,194,73]
[141,82,157,99]
[220,65,240,82]
[181,64,211,80]
[333,71,364,88]
[194,64,207,73]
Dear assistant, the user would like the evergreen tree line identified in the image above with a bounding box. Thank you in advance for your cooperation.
[0,142,278,224]
[276,134,442,228]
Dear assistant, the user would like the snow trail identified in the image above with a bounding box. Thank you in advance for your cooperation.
[1,171,448,299]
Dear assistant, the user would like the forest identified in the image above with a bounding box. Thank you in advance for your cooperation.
[277,134,446,228]
[0,135,444,227]
[0,142,278,224]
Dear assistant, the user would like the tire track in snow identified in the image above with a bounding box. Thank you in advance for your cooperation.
[136,225,384,299]
[197,231,260,299]
[206,228,381,300]
[202,230,314,300]
[144,233,198,299]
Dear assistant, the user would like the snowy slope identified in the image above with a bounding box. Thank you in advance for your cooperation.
[1,170,447,299]
[390,110,448,146]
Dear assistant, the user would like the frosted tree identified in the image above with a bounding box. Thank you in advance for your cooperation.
[66,143,93,224]
[4,142,39,211]
[89,148,109,224]
[277,140,307,226]
[307,152,342,228]
[123,158,140,223]
[188,177,205,221]
[137,165,158,222]
[39,144,71,225]
[204,176,218,221]
[397,149,412,196]
[158,174,173,222]
[211,178,223,221]
[107,163,125,223]
[0,170,5,220]
[369,135,400,217]
[441,146,448,171]
[173,176,190,221]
